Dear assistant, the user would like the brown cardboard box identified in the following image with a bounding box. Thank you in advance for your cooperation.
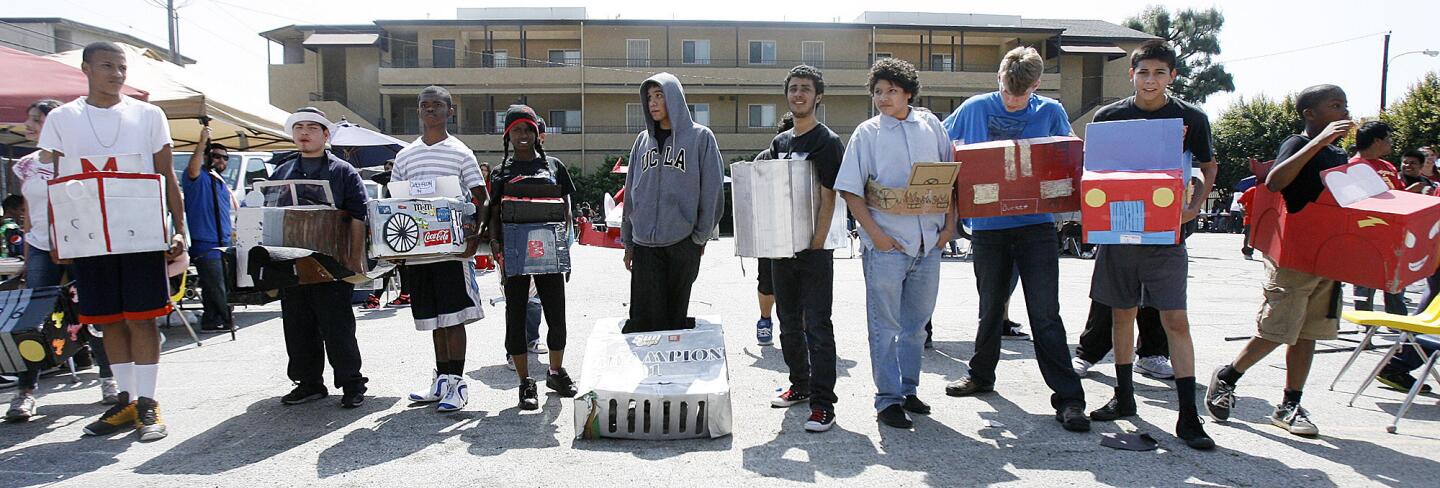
[864,163,960,215]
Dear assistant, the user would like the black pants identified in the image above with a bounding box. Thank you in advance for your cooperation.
[1074,301,1169,363]
[281,281,366,389]
[626,239,703,332]
[771,250,838,411]
[195,255,232,326]
[504,273,566,356]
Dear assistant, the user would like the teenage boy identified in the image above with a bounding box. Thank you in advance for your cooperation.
[395,86,487,412]
[37,42,186,442]
[270,107,371,409]
[182,129,236,332]
[764,66,845,433]
[1400,149,1435,194]
[1348,121,1408,315]
[939,47,1089,432]
[1087,40,1216,450]
[1072,303,1173,379]
[835,58,956,429]
[621,73,725,333]
[1207,86,1354,437]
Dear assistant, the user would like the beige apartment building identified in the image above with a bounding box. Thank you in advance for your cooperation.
[261,8,1153,172]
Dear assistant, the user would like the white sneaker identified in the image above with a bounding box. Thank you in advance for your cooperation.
[1072,357,1094,377]
[437,375,468,412]
[506,355,517,371]
[100,378,120,405]
[6,391,35,422]
[1136,355,1175,380]
[1271,403,1319,436]
[528,341,548,354]
[408,372,450,403]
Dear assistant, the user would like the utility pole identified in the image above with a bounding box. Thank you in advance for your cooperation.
[1380,31,1391,112]
[166,0,181,64]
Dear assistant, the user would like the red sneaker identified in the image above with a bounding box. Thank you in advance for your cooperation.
[360,295,381,310]
[388,294,412,307]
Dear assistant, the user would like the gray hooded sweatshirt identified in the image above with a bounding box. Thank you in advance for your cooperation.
[621,72,725,248]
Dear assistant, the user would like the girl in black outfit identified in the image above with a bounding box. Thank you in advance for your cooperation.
[487,106,576,410]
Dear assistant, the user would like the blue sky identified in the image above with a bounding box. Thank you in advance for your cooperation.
[10,0,1439,120]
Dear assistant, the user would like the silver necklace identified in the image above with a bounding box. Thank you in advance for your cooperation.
[82,99,122,149]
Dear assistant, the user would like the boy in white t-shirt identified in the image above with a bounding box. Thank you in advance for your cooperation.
[37,42,189,442]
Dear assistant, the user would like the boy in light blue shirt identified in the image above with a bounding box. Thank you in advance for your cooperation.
[834,58,956,429]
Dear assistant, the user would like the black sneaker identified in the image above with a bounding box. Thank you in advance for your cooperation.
[1001,320,1030,340]
[83,392,136,436]
[902,395,930,415]
[200,322,234,333]
[877,404,912,429]
[340,385,366,408]
[1205,366,1236,421]
[547,368,577,397]
[519,378,539,410]
[1376,371,1433,393]
[944,376,994,397]
[1088,396,1137,421]
[281,383,329,405]
[804,408,836,432]
[135,396,168,441]
[1177,414,1215,450]
[1056,404,1092,432]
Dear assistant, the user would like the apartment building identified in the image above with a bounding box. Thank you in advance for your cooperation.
[1,17,194,64]
[262,8,1153,172]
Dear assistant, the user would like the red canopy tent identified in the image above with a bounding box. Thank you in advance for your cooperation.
[0,46,148,124]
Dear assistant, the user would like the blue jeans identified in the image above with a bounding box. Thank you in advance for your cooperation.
[1383,334,1440,375]
[195,254,233,326]
[861,247,940,411]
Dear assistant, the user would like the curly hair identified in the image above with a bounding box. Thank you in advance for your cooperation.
[784,64,826,95]
[867,57,919,102]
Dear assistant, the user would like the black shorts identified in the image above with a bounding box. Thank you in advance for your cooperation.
[399,260,483,331]
[74,251,170,324]
[1089,244,1188,311]
[757,258,774,296]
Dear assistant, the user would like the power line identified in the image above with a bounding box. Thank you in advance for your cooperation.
[1217,31,1387,66]
[0,20,86,49]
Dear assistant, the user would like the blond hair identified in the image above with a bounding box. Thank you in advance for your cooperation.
[999,46,1044,96]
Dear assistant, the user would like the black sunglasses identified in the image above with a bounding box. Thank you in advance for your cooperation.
[209,153,228,160]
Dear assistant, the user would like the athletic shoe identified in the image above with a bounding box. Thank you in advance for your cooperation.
[804,409,835,432]
[1177,414,1215,450]
[1001,320,1030,340]
[281,383,329,405]
[877,404,912,429]
[1271,403,1318,436]
[340,385,366,408]
[1088,396,1137,421]
[5,391,35,422]
[1056,404,1092,432]
[547,368,577,397]
[771,388,810,408]
[902,395,931,415]
[756,318,774,346]
[388,294,412,307]
[359,295,382,310]
[437,375,468,412]
[506,355,517,371]
[1376,371,1433,393]
[100,378,120,405]
[519,378,539,410]
[200,322,233,333]
[135,397,168,442]
[83,393,137,436]
[528,340,549,354]
[1136,355,1175,380]
[1205,366,1237,421]
[1072,357,1094,378]
[409,372,450,403]
[944,376,994,397]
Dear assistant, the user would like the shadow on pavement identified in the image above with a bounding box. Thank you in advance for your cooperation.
[0,436,135,487]
[0,400,107,451]
[317,402,485,478]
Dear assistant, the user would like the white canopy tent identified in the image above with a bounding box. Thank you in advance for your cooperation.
[45,44,293,152]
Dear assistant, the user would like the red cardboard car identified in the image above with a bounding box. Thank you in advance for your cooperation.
[953,136,1084,218]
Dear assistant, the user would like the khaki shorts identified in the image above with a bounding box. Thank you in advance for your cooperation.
[1255,256,1339,345]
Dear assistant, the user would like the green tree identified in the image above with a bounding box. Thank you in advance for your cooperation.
[1211,94,1302,203]
[1380,71,1440,155]
[569,154,627,213]
[1124,5,1236,104]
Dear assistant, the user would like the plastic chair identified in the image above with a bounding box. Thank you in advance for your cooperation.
[1335,299,1440,433]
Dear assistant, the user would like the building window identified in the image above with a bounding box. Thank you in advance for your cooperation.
[626,103,645,132]
[391,32,418,68]
[627,39,650,67]
[482,50,508,68]
[682,40,710,65]
[801,41,824,67]
[815,103,827,124]
[548,49,580,67]
[432,39,456,68]
[687,104,710,126]
[549,110,581,133]
[929,54,954,72]
[493,112,506,134]
[749,41,776,65]
[748,104,776,128]
[871,52,892,65]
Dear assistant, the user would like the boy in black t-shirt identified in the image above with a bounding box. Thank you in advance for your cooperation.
[762,66,846,433]
[1085,40,1216,450]
[1206,85,1353,437]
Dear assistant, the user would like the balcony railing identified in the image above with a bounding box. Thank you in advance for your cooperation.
[380,57,1057,73]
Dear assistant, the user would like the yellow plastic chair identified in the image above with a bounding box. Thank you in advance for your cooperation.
[1335,297,1440,433]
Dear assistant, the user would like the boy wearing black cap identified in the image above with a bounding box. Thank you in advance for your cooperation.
[621,73,725,332]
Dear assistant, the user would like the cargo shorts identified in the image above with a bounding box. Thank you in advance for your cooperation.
[1255,256,1340,345]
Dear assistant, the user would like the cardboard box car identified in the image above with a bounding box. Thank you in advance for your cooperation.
[953,136,1084,218]
[1250,161,1440,293]
[864,163,960,215]
[0,286,80,374]
[1080,170,1185,245]
[48,158,169,259]
[731,159,848,258]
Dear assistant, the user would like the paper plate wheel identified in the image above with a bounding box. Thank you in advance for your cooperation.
[383,214,420,252]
